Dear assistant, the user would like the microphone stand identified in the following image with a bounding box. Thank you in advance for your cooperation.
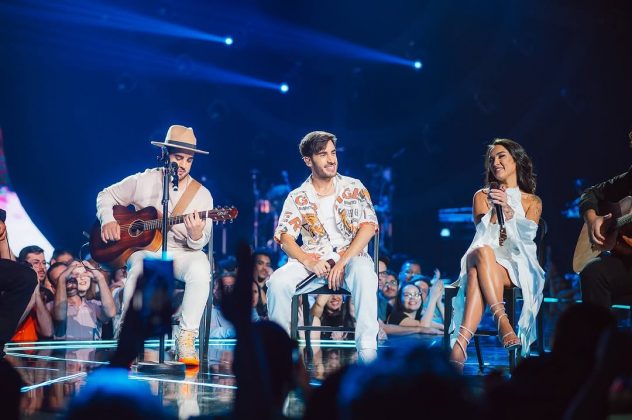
[137,147,186,375]
[161,155,171,260]
[252,169,260,248]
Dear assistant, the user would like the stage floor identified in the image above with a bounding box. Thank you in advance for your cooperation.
[5,335,536,419]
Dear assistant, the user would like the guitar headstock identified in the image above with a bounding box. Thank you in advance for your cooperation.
[210,206,238,223]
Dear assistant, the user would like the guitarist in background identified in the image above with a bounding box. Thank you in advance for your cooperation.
[96,125,212,366]
[579,165,632,308]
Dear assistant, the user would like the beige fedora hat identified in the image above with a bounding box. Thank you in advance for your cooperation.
[151,125,209,155]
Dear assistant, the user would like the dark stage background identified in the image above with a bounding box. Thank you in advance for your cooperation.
[1,0,631,278]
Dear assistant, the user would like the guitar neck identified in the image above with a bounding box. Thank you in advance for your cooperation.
[616,213,632,229]
[168,211,215,226]
[146,210,215,231]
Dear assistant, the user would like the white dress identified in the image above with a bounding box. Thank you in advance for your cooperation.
[449,187,545,356]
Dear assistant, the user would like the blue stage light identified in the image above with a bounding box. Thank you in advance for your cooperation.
[440,228,451,237]
[279,83,289,94]
[224,36,233,45]
[413,60,422,70]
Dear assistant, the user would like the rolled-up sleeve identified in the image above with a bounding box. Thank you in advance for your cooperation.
[274,195,303,243]
[357,182,379,231]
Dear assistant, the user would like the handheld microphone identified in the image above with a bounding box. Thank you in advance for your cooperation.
[296,259,336,292]
[170,162,179,191]
[489,182,504,228]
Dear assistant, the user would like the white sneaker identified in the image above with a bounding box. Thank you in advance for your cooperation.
[176,329,199,367]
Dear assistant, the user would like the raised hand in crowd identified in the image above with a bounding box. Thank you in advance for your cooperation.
[0,218,15,260]
[310,294,331,319]
[82,260,116,319]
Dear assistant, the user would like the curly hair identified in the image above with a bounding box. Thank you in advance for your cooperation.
[485,138,537,194]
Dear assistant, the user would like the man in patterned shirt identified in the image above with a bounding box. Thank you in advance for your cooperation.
[267,131,379,363]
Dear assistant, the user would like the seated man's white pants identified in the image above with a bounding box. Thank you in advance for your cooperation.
[122,249,210,335]
[267,255,378,351]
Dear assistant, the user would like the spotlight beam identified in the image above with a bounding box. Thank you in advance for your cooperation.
[0,25,282,93]
[246,15,419,69]
[2,0,230,45]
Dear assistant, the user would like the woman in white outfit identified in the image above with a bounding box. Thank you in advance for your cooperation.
[449,139,544,371]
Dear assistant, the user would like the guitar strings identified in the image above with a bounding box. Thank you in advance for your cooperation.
[114,208,232,230]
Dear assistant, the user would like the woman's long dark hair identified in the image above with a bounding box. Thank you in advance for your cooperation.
[485,138,537,194]
[391,283,423,321]
[320,297,355,340]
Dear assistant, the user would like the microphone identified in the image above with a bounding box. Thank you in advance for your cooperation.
[489,182,508,246]
[170,162,179,191]
[489,182,504,228]
[296,259,336,292]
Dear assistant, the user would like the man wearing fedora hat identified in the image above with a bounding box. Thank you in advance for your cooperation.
[96,125,212,366]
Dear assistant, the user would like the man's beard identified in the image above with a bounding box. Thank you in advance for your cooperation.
[314,165,336,179]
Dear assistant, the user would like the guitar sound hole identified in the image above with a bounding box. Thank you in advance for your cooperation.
[128,220,144,237]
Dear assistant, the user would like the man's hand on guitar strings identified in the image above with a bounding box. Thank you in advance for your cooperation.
[101,221,121,243]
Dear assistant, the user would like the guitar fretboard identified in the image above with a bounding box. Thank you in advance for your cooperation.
[616,213,632,229]
[143,209,233,231]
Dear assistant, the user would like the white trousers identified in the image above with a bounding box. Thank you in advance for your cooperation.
[123,249,211,334]
[267,255,378,351]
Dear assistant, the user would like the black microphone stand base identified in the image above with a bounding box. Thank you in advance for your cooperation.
[136,360,186,376]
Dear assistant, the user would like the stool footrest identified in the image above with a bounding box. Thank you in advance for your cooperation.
[297,326,355,332]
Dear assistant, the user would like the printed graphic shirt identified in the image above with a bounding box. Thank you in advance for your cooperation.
[274,174,378,256]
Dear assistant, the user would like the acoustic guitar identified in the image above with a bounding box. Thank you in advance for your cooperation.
[89,205,238,269]
[572,196,632,273]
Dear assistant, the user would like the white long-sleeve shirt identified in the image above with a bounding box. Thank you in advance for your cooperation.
[96,168,213,250]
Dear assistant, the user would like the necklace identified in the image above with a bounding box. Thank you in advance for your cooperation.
[180,175,190,191]
[316,182,335,197]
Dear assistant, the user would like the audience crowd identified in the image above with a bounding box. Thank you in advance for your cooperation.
[8,237,460,345]
[4,233,632,419]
